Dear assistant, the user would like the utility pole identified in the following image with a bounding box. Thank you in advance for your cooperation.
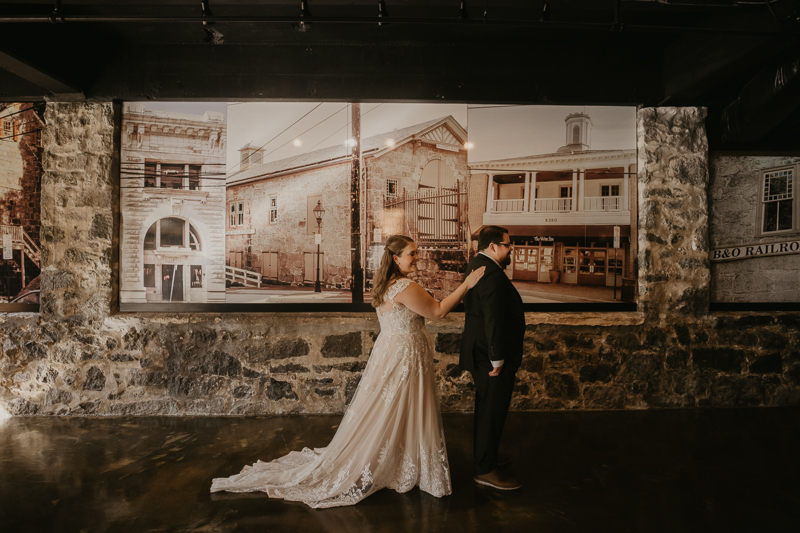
[350,103,363,304]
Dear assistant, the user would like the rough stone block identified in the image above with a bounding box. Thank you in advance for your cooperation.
[544,373,579,399]
[321,332,361,359]
[435,333,461,354]
[749,353,783,374]
[692,348,747,373]
[83,367,106,391]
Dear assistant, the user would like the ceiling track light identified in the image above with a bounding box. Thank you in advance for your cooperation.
[458,0,468,20]
[541,1,549,22]
[201,1,214,26]
[49,0,64,24]
[378,1,388,26]
[201,0,224,44]
[297,0,312,32]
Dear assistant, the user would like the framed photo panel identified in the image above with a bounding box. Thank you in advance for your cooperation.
[0,102,43,312]
[119,102,637,312]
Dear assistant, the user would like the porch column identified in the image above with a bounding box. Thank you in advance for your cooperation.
[578,168,586,212]
[530,171,537,212]
[486,173,495,212]
[571,169,578,211]
[523,172,531,212]
[623,163,631,211]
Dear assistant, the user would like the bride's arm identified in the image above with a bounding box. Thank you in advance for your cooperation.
[393,267,485,320]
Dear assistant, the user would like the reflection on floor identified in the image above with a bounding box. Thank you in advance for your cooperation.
[2,409,798,532]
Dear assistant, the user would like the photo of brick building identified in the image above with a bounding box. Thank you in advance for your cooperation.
[0,103,43,304]
[225,105,469,303]
[119,103,227,304]
[468,106,637,303]
[709,155,800,303]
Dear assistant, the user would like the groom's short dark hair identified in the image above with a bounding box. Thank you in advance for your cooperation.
[477,225,509,251]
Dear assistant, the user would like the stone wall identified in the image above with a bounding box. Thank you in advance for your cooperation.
[1,105,799,417]
[709,155,800,303]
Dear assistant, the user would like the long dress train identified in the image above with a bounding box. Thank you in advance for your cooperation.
[210,278,452,508]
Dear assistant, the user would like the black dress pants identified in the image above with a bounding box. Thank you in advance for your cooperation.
[469,355,516,476]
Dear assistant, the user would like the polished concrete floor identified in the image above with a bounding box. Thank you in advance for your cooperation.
[2,409,799,532]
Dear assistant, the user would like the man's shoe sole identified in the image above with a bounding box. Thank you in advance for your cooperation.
[473,477,522,491]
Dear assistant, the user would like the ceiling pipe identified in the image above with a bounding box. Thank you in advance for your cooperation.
[720,50,800,143]
[0,13,791,36]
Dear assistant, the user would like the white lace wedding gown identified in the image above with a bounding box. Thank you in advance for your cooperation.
[210,278,452,508]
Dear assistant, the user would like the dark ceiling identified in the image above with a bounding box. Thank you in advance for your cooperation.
[1,1,799,149]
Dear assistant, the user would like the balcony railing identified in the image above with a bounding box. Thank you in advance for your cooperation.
[492,199,525,212]
[584,196,622,211]
[534,198,572,212]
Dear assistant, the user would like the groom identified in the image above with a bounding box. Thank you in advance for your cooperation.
[460,225,525,490]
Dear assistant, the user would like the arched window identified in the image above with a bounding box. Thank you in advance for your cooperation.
[143,218,201,251]
[572,125,581,145]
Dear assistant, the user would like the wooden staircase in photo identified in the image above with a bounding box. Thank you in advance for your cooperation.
[1,225,40,267]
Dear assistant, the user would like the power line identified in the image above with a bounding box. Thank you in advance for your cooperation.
[255,104,350,168]
[275,103,383,174]
[226,102,326,176]
[0,104,46,122]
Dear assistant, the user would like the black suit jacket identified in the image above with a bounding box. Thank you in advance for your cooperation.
[460,254,526,374]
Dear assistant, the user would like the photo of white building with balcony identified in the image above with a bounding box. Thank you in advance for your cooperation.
[119,103,227,304]
[468,110,637,294]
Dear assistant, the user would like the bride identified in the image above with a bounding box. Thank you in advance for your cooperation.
[211,235,485,508]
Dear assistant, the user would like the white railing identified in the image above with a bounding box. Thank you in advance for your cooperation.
[534,198,572,212]
[1,225,23,241]
[492,199,525,212]
[584,196,622,211]
[225,266,262,287]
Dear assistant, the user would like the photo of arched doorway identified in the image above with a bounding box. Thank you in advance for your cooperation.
[142,217,204,302]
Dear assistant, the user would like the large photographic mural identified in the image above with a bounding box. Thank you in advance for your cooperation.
[119,102,637,309]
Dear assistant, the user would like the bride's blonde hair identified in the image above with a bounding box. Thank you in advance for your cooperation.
[371,235,415,308]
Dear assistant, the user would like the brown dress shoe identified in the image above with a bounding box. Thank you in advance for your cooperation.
[474,469,522,491]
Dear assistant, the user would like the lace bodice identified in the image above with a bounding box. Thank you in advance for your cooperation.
[377,278,426,336]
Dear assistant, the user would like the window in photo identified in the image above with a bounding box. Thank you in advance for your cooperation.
[386,179,398,199]
[269,195,278,224]
[191,265,203,288]
[760,167,794,234]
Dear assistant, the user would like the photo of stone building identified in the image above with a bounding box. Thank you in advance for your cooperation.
[225,104,469,303]
[119,103,227,304]
[468,106,637,303]
[0,102,43,304]
[710,155,800,303]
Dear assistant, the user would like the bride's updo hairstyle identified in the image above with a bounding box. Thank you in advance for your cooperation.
[371,234,415,308]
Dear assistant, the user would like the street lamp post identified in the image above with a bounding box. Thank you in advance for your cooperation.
[313,200,325,293]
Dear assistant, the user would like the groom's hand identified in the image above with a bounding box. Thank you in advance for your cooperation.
[489,364,503,376]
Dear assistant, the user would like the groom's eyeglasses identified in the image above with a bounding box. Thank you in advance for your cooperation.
[494,241,513,248]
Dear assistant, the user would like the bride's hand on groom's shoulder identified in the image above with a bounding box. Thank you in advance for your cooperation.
[465,266,486,289]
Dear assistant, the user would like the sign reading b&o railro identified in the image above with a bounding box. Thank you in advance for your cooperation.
[711,239,800,262]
